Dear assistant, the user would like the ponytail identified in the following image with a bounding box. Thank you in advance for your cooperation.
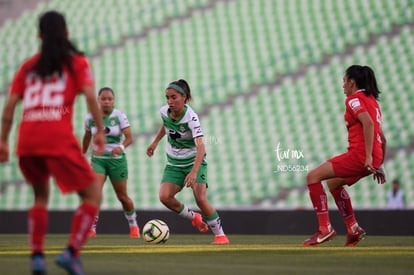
[345,65,381,100]
[32,11,83,78]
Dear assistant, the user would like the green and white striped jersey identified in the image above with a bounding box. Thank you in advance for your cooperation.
[160,104,204,167]
[84,108,130,158]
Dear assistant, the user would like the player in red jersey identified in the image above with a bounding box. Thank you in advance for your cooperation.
[0,11,104,275]
[303,65,387,247]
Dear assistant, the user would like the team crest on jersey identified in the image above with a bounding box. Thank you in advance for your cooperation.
[110,118,116,126]
[348,98,361,112]
[179,125,185,132]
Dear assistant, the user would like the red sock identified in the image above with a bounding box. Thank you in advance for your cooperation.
[308,182,331,233]
[330,187,357,233]
[68,203,98,257]
[28,206,48,255]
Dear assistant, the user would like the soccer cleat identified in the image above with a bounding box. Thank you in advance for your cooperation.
[345,226,366,246]
[303,229,337,246]
[212,235,230,245]
[31,254,46,275]
[191,212,208,233]
[55,249,84,275]
[129,226,140,238]
[87,229,96,237]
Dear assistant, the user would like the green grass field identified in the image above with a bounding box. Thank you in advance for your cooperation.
[0,234,413,275]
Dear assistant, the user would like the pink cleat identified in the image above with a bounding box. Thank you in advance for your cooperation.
[191,213,208,233]
[212,235,230,245]
[129,226,140,238]
[87,229,96,238]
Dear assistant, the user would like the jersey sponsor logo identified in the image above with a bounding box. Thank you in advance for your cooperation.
[169,130,181,140]
[348,98,361,111]
[23,108,63,121]
[194,126,202,135]
[192,116,197,121]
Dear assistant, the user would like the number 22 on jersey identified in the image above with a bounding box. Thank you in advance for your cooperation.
[23,73,66,109]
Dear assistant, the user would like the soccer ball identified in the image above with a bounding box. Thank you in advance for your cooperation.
[142,219,170,244]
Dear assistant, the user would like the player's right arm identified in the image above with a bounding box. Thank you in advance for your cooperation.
[0,93,20,162]
[83,85,105,155]
[147,125,165,157]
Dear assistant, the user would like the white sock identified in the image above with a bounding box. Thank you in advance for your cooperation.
[178,205,195,220]
[124,211,138,227]
[206,216,225,236]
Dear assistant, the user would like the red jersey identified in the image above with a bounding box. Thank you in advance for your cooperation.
[10,53,94,156]
[344,90,383,166]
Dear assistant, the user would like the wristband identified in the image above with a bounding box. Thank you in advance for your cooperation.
[119,144,125,151]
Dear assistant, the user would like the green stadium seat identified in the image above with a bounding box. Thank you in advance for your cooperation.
[0,0,413,209]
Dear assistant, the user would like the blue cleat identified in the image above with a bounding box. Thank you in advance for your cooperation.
[55,249,84,275]
[31,254,46,275]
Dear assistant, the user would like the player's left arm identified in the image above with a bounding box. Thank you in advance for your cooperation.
[357,111,374,170]
[121,127,133,148]
[111,127,132,155]
[373,129,387,184]
[184,136,205,188]
[379,129,387,165]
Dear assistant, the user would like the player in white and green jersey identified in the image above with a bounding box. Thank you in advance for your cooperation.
[147,79,229,244]
[82,87,140,238]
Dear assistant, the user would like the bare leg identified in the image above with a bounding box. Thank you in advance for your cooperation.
[159,182,182,212]
[111,179,134,211]
[111,179,139,234]
[192,183,225,237]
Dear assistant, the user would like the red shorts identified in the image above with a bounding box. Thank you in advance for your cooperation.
[328,152,372,186]
[19,152,96,194]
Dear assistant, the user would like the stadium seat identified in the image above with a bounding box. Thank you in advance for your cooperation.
[0,0,413,209]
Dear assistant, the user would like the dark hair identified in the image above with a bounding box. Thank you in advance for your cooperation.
[98,87,115,97]
[345,65,381,100]
[32,10,83,78]
[167,79,192,103]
